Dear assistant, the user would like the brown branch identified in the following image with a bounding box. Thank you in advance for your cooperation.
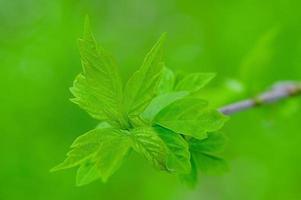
[219,81,301,115]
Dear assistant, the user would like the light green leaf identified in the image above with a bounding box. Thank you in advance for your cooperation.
[141,91,189,122]
[76,159,100,186]
[154,98,228,139]
[175,73,215,93]
[154,125,191,174]
[96,121,112,129]
[130,127,168,170]
[70,74,107,121]
[124,34,166,116]
[71,128,107,148]
[73,17,124,122]
[189,132,227,153]
[51,128,131,183]
[94,131,131,182]
[156,67,176,95]
[51,142,99,171]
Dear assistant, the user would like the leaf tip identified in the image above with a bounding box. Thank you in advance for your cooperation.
[50,164,61,173]
[81,15,95,40]
[84,15,91,33]
[75,179,88,187]
[157,32,167,46]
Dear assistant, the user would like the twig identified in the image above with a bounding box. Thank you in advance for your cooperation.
[219,81,301,115]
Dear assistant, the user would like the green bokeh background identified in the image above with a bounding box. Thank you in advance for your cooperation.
[1,0,301,199]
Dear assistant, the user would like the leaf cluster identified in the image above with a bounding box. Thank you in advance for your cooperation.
[51,18,229,187]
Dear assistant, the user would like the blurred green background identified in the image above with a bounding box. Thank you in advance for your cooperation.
[1,0,301,199]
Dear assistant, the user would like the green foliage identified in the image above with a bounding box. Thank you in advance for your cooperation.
[52,18,228,186]
[130,126,168,170]
[154,98,228,139]
[181,132,228,187]
[51,127,131,185]
[154,125,191,174]
[156,67,176,95]
[189,132,228,176]
[175,73,216,93]
[123,33,166,116]
[73,17,124,126]
[141,91,189,121]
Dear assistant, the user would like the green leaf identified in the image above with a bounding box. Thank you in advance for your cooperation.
[175,73,215,93]
[51,142,99,171]
[76,159,100,186]
[51,127,131,183]
[70,74,107,121]
[73,17,124,123]
[189,133,228,175]
[94,132,131,182]
[124,34,166,116]
[156,67,176,95]
[179,156,198,188]
[154,98,228,139]
[189,132,227,153]
[193,153,228,174]
[130,127,168,170]
[141,91,189,122]
[180,132,227,186]
[154,125,191,174]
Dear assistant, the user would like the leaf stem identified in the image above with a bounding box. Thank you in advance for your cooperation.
[219,81,301,115]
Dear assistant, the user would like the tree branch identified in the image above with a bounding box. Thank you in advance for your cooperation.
[219,81,301,115]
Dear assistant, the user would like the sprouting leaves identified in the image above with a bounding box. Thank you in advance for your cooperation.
[52,17,229,187]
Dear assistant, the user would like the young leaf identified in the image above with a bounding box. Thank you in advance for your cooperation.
[154,98,228,139]
[141,91,189,122]
[124,34,166,116]
[93,131,131,182]
[51,127,131,183]
[179,156,198,187]
[154,125,191,174]
[70,74,107,121]
[71,121,112,148]
[193,153,228,174]
[189,132,228,175]
[175,73,215,93]
[54,17,230,186]
[156,67,176,95]
[76,159,100,186]
[130,127,168,170]
[189,132,227,153]
[73,17,124,123]
[51,142,99,171]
